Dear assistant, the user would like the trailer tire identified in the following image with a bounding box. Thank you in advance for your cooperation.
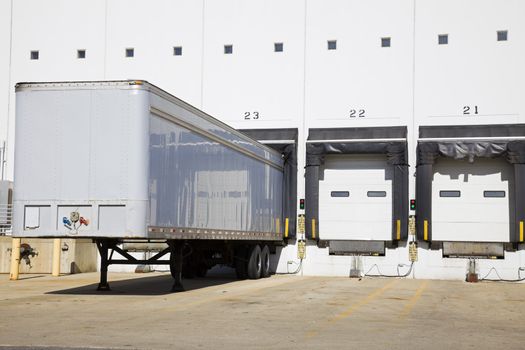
[247,245,262,280]
[261,245,271,278]
[235,246,248,279]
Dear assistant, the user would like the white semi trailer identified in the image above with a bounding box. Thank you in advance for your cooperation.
[12,80,290,291]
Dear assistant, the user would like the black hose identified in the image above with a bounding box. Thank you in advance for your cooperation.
[364,261,414,278]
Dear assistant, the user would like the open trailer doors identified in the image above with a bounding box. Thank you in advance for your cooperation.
[305,126,409,255]
[416,124,525,257]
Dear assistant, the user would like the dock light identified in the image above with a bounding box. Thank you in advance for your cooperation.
[410,199,416,210]
[300,199,305,210]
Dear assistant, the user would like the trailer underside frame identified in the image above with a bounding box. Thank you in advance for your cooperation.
[94,237,281,292]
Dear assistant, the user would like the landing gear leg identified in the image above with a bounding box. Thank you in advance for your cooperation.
[168,240,184,292]
[96,240,111,291]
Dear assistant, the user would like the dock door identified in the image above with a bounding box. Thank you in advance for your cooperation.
[319,155,393,241]
[416,124,525,253]
[432,158,512,243]
[305,127,409,254]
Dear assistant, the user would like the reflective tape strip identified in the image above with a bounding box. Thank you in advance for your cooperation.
[312,219,316,239]
[396,219,401,240]
[276,218,280,234]
[284,218,289,238]
[424,220,428,241]
[520,221,524,242]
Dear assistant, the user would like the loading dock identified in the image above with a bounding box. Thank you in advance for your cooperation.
[416,124,525,255]
[238,128,298,240]
[305,127,409,254]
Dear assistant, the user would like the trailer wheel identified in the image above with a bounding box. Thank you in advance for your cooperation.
[260,245,271,278]
[247,245,262,280]
[235,246,248,279]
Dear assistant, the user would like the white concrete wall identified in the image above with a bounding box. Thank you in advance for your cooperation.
[0,0,12,167]
[2,0,525,279]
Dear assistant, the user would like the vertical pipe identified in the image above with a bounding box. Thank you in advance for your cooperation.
[9,237,20,280]
[51,238,61,277]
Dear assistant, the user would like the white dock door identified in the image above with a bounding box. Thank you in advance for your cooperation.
[432,158,512,242]
[319,155,393,241]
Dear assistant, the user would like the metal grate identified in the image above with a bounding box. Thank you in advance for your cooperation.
[0,204,12,235]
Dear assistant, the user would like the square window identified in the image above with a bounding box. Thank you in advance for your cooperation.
[173,46,182,56]
[224,45,233,54]
[381,37,391,47]
[438,34,448,45]
[497,30,508,41]
[327,40,337,50]
[77,49,86,59]
[125,48,134,58]
[30,50,39,60]
[274,42,283,52]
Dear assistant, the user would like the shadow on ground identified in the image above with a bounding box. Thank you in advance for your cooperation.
[46,267,240,296]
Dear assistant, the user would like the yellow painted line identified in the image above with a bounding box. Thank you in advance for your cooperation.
[400,280,429,319]
[284,217,289,238]
[396,219,401,240]
[312,219,316,239]
[520,221,523,242]
[306,279,398,338]
[423,220,428,241]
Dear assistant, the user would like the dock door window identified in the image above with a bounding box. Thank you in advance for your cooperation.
[331,191,349,197]
[484,191,505,198]
[367,191,387,197]
[440,190,461,197]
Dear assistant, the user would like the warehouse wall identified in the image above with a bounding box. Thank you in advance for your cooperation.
[0,0,12,156]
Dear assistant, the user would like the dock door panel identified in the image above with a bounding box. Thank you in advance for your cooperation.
[319,155,393,241]
[432,158,513,242]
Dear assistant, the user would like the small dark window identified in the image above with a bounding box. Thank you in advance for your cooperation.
[484,191,505,198]
[327,40,337,50]
[367,191,387,198]
[438,34,448,45]
[381,37,391,47]
[274,42,283,52]
[173,46,182,56]
[125,48,134,57]
[331,191,349,198]
[440,190,461,198]
[30,50,39,60]
[224,45,233,54]
[77,49,86,59]
[497,30,508,41]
